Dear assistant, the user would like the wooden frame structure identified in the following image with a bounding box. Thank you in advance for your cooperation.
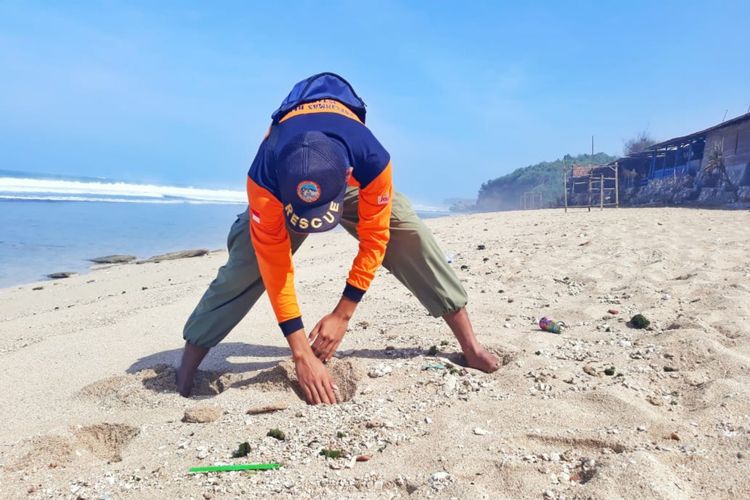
[564,163,619,212]
[520,191,543,210]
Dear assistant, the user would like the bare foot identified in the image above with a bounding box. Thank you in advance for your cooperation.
[175,370,193,398]
[175,343,210,398]
[462,346,499,373]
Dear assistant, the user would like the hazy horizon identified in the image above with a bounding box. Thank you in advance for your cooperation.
[0,169,452,212]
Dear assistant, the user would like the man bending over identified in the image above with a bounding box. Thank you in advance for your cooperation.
[176,73,498,403]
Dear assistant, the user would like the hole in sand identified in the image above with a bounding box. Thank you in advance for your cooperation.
[441,345,518,370]
[79,364,232,405]
[6,425,139,472]
[79,374,142,403]
[73,423,139,462]
[5,435,74,472]
[139,364,231,396]
[244,358,362,403]
[526,433,627,454]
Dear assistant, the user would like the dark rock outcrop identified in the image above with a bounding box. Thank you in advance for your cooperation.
[89,255,137,264]
[136,249,209,264]
[47,272,77,279]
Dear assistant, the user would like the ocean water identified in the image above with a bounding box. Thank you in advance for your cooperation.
[0,200,245,288]
[0,172,449,288]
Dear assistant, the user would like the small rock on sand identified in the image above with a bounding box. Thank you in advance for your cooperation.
[443,375,458,393]
[646,395,664,406]
[583,365,599,377]
[368,364,392,378]
[182,405,223,423]
[431,471,450,481]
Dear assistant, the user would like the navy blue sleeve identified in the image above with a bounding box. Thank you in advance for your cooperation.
[247,137,280,196]
[347,122,391,189]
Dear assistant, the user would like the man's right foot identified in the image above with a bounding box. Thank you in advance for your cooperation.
[175,343,210,397]
[462,346,499,373]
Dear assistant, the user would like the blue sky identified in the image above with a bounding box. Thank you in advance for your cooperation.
[1,1,749,204]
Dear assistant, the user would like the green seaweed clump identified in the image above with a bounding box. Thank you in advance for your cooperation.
[319,448,343,459]
[603,367,616,376]
[267,428,286,441]
[427,345,439,356]
[232,441,251,458]
[336,431,346,438]
[629,314,650,329]
[445,362,460,375]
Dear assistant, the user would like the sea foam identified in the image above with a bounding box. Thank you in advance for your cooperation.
[0,176,246,205]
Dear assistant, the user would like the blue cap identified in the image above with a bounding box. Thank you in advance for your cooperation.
[277,131,349,233]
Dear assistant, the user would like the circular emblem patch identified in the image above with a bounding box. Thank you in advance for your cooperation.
[296,180,321,203]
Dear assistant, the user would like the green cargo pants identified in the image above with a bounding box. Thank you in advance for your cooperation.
[183,189,468,348]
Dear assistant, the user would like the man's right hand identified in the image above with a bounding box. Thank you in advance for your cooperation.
[286,328,337,404]
[293,352,338,404]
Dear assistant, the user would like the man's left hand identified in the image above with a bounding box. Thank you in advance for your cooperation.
[309,312,349,362]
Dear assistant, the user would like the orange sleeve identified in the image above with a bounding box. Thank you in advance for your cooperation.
[246,178,303,335]
[344,162,393,301]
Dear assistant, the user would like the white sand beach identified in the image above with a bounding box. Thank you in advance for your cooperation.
[1,207,749,499]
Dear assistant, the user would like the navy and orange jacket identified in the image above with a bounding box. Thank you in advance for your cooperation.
[247,73,394,336]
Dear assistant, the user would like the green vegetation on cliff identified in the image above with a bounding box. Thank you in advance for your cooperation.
[474,152,617,211]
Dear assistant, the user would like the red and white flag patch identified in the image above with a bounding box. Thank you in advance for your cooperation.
[251,209,261,224]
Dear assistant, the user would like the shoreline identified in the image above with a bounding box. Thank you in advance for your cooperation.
[0,205,454,290]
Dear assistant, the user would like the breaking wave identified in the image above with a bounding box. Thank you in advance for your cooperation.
[0,172,451,213]
[0,175,246,205]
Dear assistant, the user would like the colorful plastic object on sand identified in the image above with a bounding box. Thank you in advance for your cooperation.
[539,317,565,334]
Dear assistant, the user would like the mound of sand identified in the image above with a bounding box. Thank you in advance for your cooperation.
[246,358,362,402]
[73,423,140,462]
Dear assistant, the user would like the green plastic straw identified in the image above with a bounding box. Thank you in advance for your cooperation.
[189,463,280,473]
